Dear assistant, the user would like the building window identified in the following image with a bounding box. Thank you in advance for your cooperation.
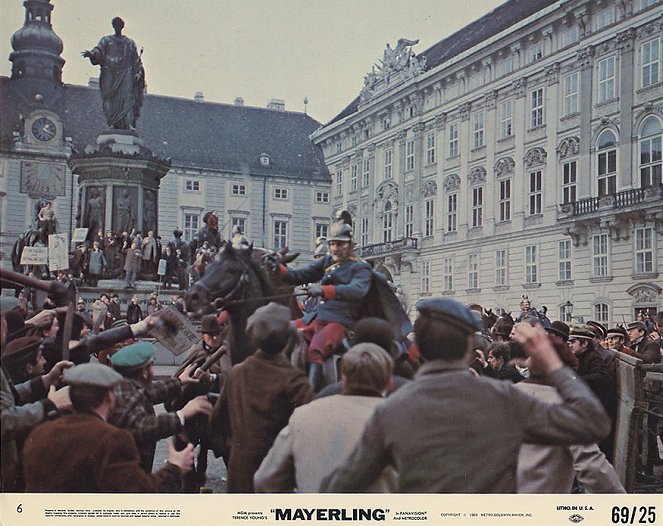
[529,44,544,63]
[351,135,358,147]
[471,187,483,227]
[561,25,579,47]
[530,88,544,128]
[594,303,609,325]
[274,188,288,200]
[559,303,573,323]
[640,0,659,9]
[597,130,617,196]
[525,245,538,284]
[335,170,343,196]
[642,38,660,87]
[273,220,288,249]
[231,216,246,237]
[232,183,246,196]
[448,123,459,157]
[350,164,358,192]
[635,227,654,274]
[592,233,609,278]
[185,179,200,192]
[598,56,616,102]
[528,170,542,215]
[383,201,394,243]
[405,204,414,238]
[468,253,479,289]
[336,142,342,153]
[563,72,578,116]
[421,260,431,294]
[362,159,370,187]
[594,7,615,31]
[639,116,662,188]
[495,249,507,287]
[426,131,436,165]
[498,179,511,222]
[183,213,200,242]
[559,239,572,281]
[315,191,329,203]
[384,149,393,180]
[447,193,458,232]
[424,198,434,237]
[382,118,391,131]
[472,112,485,148]
[443,257,453,291]
[359,217,369,247]
[498,55,514,77]
[406,139,415,171]
[562,160,577,204]
[315,223,329,240]
[500,100,513,138]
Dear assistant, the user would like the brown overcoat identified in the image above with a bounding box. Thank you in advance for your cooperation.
[210,350,313,492]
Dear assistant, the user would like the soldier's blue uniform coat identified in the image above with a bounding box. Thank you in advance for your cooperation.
[282,255,372,328]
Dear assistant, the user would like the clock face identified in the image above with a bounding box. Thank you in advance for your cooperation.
[31,117,57,142]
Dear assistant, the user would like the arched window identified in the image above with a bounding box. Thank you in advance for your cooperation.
[639,116,662,188]
[597,130,617,196]
[382,201,394,243]
[593,303,609,325]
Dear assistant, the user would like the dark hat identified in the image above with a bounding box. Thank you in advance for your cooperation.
[246,302,294,344]
[3,310,33,342]
[201,314,224,334]
[586,320,607,339]
[173,229,183,237]
[545,321,570,341]
[568,325,595,341]
[626,321,646,332]
[416,297,482,334]
[352,317,395,353]
[1,336,43,365]
[606,327,627,339]
[64,363,122,388]
[109,341,155,371]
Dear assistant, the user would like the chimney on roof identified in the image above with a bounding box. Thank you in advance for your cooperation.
[88,77,99,89]
[234,97,244,106]
[267,99,285,111]
[194,91,204,102]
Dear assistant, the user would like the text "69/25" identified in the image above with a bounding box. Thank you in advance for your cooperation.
[612,507,656,524]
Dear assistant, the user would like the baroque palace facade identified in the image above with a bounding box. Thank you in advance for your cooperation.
[312,0,663,324]
[0,0,331,269]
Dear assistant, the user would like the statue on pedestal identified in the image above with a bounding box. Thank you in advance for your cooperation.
[82,17,145,130]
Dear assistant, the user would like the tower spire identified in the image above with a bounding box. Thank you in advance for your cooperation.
[9,0,65,84]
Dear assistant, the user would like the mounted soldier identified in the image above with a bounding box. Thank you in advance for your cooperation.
[266,213,372,390]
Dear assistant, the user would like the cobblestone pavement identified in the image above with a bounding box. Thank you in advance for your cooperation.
[153,404,228,493]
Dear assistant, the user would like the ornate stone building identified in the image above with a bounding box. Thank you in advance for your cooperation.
[1,0,331,270]
[312,0,663,323]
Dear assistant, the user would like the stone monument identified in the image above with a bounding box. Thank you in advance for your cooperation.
[68,17,170,284]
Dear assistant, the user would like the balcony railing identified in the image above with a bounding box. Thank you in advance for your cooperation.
[355,237,418,258]
[570,185,661,217]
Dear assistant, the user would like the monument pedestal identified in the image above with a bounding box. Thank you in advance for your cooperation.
[68,130,171,240]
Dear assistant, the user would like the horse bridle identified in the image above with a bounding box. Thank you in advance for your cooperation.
[211,256,251,308]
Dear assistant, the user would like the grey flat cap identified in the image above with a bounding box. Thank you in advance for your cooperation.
[64,363,123,388]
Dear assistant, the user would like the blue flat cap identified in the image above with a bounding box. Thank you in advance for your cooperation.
[109,341,155,371]
[65,363,123,388]
[416,297,482,334]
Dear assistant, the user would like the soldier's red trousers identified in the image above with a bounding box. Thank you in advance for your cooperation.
[294,318,348,365]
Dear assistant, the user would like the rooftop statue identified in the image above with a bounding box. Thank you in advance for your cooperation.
[82,17,145,130]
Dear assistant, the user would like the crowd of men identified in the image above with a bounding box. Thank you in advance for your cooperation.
[1,215,662,494]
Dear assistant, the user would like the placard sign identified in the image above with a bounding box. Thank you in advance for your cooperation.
[72,228,89,243]
[148,305,199,356]
[48,233,69,271]
[157,259,167,276]
[20,246,48,265]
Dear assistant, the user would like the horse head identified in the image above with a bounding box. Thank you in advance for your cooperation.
[185,241,257,317]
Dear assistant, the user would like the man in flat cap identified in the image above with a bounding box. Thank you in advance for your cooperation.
[108,341,213,473]
[321,297,609,493]
[210,302,313,492]
[1,336,47,385]
[605,327,633,356]
[626,321,661,364]
[22,363,194,492]
[568,325,617,462]
[545,320,570,347]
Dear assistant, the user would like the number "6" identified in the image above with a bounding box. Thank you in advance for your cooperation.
[17,504,23,513]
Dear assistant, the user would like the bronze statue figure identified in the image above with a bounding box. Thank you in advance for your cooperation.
[82,17,145,129]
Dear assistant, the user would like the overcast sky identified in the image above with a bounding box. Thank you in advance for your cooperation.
[1,0,506,124]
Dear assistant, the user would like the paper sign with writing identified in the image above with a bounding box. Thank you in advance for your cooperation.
[20,246,48,265]
[48,233,69,271]
[157,259,167,276]
[148,305,199,356]
[72,228,89,243]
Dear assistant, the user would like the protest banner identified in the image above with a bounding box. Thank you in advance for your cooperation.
[48,233,69,271]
